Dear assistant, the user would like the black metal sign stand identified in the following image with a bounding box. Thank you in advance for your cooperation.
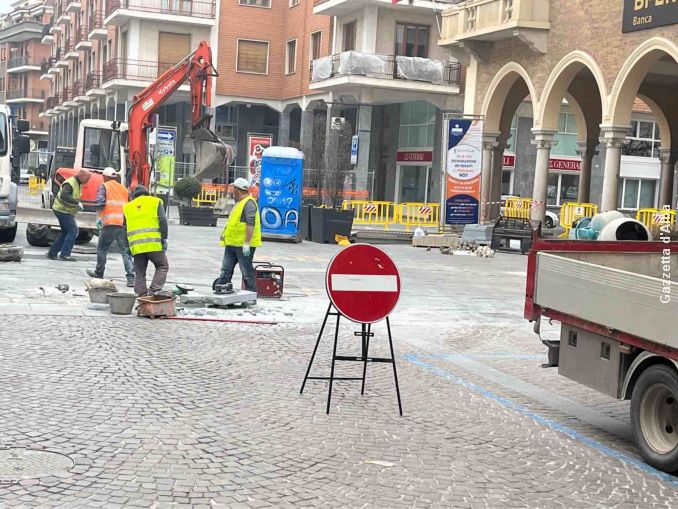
[300,303,403,415]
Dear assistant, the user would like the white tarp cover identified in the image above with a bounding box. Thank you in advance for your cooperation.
[338,51,389,77]
[396,56,444,83]
[311,55,333,81]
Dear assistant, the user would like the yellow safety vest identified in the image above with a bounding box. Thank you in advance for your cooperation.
[53,176,81,215]
[124,195,163,256]
[220,195,262,247]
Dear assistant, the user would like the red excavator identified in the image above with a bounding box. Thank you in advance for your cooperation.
[25,41,232,246]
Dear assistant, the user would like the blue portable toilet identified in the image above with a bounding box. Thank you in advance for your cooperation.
[258,147,304,241]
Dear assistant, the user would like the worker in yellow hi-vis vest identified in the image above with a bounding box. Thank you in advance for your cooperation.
[217,178,261,292]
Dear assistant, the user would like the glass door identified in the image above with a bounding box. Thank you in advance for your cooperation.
[397,165,432,203]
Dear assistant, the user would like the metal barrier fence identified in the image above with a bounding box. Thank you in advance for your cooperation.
[342,200,441,230]
[398,202,440,231]
[559,202,598,238]
[503,197,533,220]
[637,208,676,236]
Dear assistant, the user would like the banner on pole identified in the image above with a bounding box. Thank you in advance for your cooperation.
[444,119,483,225]
[247,133,273,186]
[154,126,177,190]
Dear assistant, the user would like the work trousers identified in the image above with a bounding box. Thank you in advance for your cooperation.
[95,225,134,280]
[48,211,78,258]
[133,251,169,296]
[219,246,257,292]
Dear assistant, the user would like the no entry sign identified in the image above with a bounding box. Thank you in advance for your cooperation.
[326,244,401,323]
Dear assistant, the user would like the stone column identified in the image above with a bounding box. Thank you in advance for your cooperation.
[480,132,499,223]
[658,149,676,208]
[530,129,557,223]
[300,109,314,159]
[354,105,373,193]
[278,110,291,147]
[488,134,510,220]
[576,141,598,204]
[599,126,630,212]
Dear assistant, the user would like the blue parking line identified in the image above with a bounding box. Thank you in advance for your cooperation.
[442,353,544,361]
[405,353,678,488]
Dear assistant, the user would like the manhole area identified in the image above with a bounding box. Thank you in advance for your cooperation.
[0,448,74,482]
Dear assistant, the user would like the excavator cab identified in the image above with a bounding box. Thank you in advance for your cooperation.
[191,126,234,180]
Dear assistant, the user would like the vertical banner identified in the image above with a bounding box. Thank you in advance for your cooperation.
[350,135,359,165]
[445,119,483,225]
[247,133,273,186]
[154,126,177,190]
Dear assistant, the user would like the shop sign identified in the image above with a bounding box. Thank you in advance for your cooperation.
[549,158,581,171]
[444,119,483,225]
[503,154,516,168]
[396,150,433,163]
[623,0,678,33]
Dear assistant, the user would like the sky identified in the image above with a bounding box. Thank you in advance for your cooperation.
[0,0,15,16]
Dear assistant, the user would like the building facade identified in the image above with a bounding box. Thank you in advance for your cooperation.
[439,0,678,222]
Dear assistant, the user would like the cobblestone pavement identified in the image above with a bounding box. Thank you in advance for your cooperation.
[1,314,677,508]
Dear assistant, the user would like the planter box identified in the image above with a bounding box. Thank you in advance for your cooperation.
[310,207,354,244]
[178,206,217,227]
[299,205,312,241]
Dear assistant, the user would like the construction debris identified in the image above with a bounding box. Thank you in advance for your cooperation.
[0,245,23,262]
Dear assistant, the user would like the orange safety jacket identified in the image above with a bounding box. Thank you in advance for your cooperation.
[100,180,129,226]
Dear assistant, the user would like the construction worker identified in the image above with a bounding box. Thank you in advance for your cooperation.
[47,169,92,261]
[123,185,169,296]
[217,177,261,292]
[87,167,135,287]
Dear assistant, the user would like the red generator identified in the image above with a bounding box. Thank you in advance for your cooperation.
[245,262,285,298]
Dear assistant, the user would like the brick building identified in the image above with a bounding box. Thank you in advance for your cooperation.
[439,0,678,222]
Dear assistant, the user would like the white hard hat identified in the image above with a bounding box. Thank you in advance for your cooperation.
[102,167,118,178]
[233,177,250,191]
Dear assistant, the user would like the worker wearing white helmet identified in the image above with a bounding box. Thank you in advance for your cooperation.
[217,177,261,292]
[86,167,135,287]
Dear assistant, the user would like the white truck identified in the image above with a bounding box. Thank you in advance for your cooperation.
[525,229,678,472]
[0,104,31,242]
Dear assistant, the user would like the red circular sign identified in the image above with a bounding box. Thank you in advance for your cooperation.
[326,244,401,323]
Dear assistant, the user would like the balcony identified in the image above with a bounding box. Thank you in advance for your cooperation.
[85,71,105,96]
[56,2,71,25]
[0,20,44,44]
[103,58,176,84]
[49,23,62,35]
[88,13,107,41]
[66,0,82,13]
[46,96,58,110]
[313,0,455,16]
[440,0,550,56]
[61,87,77,107]
[310,52,464,94]
[6,88,47,104]
[74,28,92,51]
[41,24,54,44]
[40,58,56,80]
[73,80,89,102]
[64,38,79,60]
[7,56,42,73]
[104,0,216,26]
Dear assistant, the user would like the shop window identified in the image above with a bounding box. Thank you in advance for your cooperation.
[399,101,436,149]
[286,39,297,75]
[237,40,269,74]
[623,119,661,158]
[343,21,356,52]
[395,23,429,58]
[501,170,513,196]
[547,173,579,207]
[618,178,657,210]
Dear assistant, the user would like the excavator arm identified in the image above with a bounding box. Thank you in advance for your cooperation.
[127,40,233,189]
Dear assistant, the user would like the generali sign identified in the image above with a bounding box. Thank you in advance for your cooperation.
[623,0,678,32]
[397,150,433,163]
[502,154,581,171]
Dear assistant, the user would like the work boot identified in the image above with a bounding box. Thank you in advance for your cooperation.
[87,269,102,279]
[46,253,57,260]
[59,256,77,262]
[126,277,135,288]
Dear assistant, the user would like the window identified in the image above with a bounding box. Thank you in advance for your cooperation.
[399,101,436,148]
[623,119,661,158]
[237,40,269,74]
[552,112,579,157]
[501,170,513,196]
[395,23,429,58]
[0,113,6,156]
[547,173,579,207]
[289,0,299,5]
[239,0,271,7]
[83,127,121,170]
[343,21,356,52]
[618,178,657,210]
[310,31,322,61]
[286,39,296,75]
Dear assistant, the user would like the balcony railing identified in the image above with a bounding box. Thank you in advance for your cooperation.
[74,27,90,46]
[310,52,464,87]
[54,47,62,61]
[46,96,58,109]
[105,0,216,19]
[104,58,176,83]
[72,80,84,96]
[42,24,52,37]
[61,87,73,103]
[7,88,47,100]
[86,71,101,90]
[8,55,41,69]
[40,58,55,74]
[88,12,104,32]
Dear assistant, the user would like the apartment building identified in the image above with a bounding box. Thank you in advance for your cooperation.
[0,0,52,152]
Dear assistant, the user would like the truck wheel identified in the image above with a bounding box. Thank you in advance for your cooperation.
[0,224,17,243]
[76,231,94,245]
[631,364,678,473]
[544,217,554,229]
[26,224,51,247]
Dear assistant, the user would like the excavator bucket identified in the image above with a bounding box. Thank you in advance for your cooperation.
[192,127,235,180]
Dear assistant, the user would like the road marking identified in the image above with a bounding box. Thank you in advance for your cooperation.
[330,274,398,292]
[406,354,678,488]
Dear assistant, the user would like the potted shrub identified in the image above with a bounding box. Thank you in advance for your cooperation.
[174,176,217,227]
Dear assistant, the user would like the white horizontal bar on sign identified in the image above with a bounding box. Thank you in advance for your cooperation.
[331,274,398,292]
